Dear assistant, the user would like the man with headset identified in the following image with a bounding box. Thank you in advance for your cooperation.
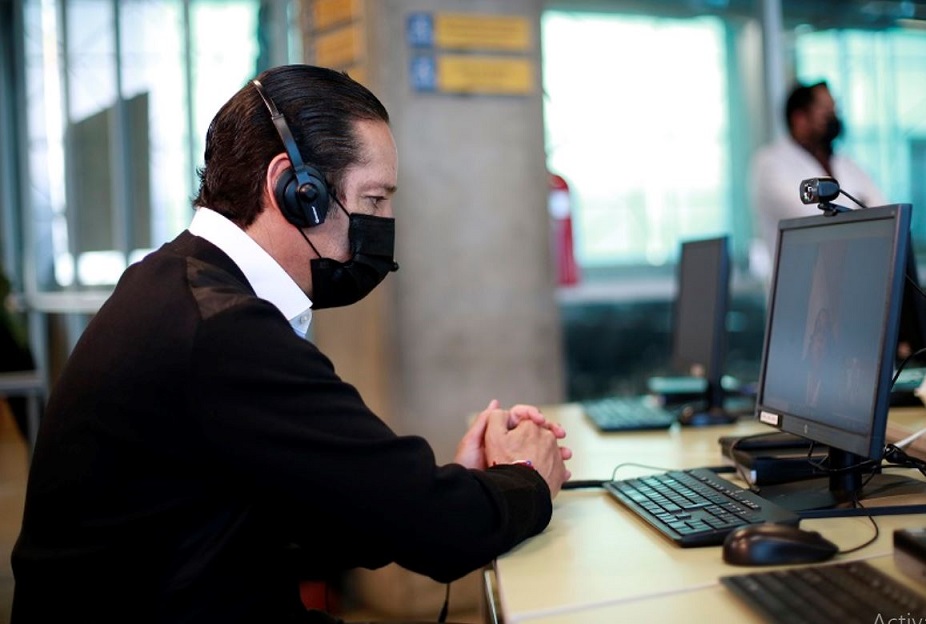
[11,64,571,623]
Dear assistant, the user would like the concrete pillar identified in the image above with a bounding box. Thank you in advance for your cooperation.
[302,0,564,617]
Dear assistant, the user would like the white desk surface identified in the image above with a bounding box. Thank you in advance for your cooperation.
[517,556,923,624]
[492,404,926,623]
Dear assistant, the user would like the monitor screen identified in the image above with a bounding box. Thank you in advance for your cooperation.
[756,204,911,462]
[672,236,730,388]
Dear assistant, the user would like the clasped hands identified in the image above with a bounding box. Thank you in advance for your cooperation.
[455,399,572,498]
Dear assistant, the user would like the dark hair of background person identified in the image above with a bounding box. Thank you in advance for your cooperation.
[784,80,829,132]
[192,64,390,228]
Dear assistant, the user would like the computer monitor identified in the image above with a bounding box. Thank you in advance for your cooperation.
[754,203,926,517]
[668,236,734,424]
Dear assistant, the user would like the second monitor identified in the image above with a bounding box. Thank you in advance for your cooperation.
[667,236,737,425]
[648,235,751,425]
[582,235,743,432]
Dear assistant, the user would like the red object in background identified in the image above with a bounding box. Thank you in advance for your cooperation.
[548,173,580,286]
[300,581,336,613]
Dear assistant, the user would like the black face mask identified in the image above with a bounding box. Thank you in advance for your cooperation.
[821,115,842,154]
[308,212,399,309]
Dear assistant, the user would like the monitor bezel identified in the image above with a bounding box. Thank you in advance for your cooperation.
[754,204,912,461]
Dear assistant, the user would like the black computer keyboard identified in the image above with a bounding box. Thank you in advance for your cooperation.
[581,396,676,432]
[722,560,926,623]
[604,468,800,547]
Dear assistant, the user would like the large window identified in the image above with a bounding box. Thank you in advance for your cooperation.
[539,4,926,401]
[18,0,295,294]
[542,11,733,272]
[542,7,926,279]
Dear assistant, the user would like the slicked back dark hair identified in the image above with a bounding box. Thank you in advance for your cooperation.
[784,80,828,131]
[193,64,390,227]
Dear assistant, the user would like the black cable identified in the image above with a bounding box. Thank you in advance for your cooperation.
[884,444,926,478]
[892,346,926,389]
[840,188,869,211]
[436,583,450,623]
[561,479,607,490]
[562,463,677,489]
[727,435,762,493]
[804,441,881,476]
[609,462,674,481]
[836,495,880,555]
[562,462,737,490]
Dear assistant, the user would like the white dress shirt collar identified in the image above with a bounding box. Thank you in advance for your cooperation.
[188,207,313,337]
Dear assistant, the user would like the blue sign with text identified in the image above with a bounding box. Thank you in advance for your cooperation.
[410,55,437,92]
[406,12,434,48]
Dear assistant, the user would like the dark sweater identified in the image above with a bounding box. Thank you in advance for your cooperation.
[11,232,551,623]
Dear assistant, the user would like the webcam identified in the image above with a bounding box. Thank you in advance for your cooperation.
[799,177,867,215]
[800,177,841,205]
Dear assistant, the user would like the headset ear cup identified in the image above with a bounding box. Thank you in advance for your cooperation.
[274,169,309,228]
[301,165,330,226]
[275,166,330,228]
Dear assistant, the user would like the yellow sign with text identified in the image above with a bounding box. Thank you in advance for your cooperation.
[312,0,361,31]
[437,55,534,95]
[434,13,532,51]
[314,23,363,68]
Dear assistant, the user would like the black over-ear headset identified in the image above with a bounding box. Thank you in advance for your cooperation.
[251,79,330,228]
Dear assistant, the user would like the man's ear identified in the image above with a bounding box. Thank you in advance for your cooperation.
[264,153,292,214]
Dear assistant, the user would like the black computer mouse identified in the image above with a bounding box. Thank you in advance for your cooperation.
[722,522,839,566]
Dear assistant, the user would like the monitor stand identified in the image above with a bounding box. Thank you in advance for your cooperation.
[676,381,741,427]
[678,405,739,427]
[755,448,926,518]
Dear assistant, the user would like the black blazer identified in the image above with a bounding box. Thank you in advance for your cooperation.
[12,232,550,623]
